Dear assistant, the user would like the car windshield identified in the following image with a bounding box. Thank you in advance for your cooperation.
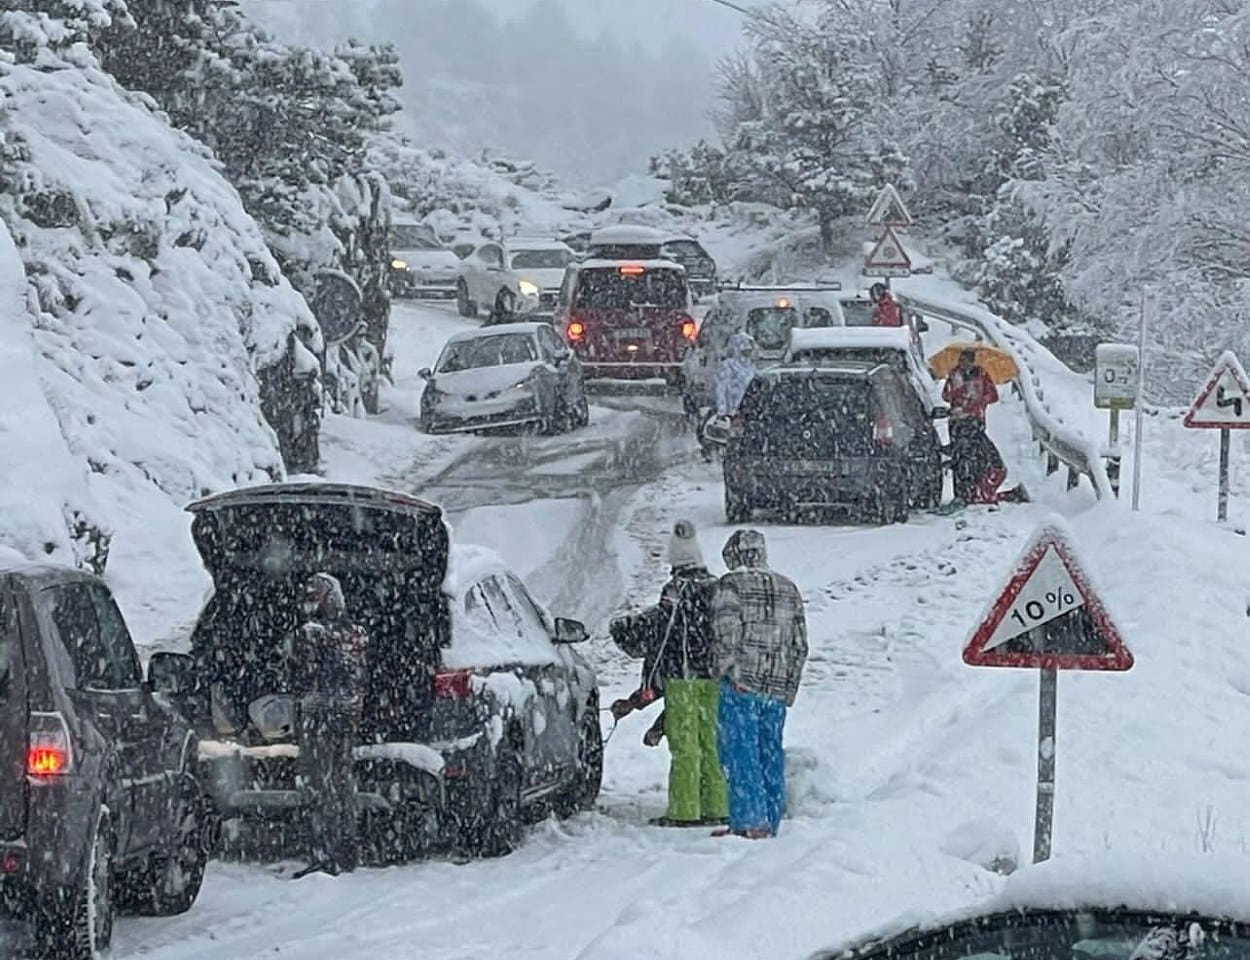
[510,248,572,270]
[821,911,1250,960]
[739,377,873,457]
[661,240,706,263]
[842,300,876,326]
[574,268,687,309]
[437,334,539,372]
[392,224,441,250]
[745,307,800,350]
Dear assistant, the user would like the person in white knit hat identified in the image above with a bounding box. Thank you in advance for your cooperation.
[609,519,728,827]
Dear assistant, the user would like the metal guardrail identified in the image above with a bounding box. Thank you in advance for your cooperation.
[898,294,1113,500]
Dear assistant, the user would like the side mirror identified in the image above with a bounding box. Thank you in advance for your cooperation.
[554,617,589,644]
[148,651,195,697]
[419,367,433,381]
[911,312,930,333]
[930,406,950,420]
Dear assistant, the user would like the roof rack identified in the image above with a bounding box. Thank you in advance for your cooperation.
[716,280,843,292]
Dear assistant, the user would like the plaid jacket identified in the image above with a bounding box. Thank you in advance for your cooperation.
[710,567,808,706]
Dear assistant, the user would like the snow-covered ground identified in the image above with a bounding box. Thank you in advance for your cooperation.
[96,283,1250,959]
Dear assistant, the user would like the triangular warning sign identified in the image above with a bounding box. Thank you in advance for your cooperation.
[1184,351,1250,429]
[963,521,1133,672]
[862,226,912,271]
[866,184,913,227]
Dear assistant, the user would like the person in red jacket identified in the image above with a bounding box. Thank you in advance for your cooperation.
[942,350,1026,505]
[869,282,902,327]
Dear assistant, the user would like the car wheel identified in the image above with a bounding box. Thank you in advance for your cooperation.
[918,462,944,510]
[456,280,477,318]
[555,701,603,817]
[725,485,750,524]
[38,805,115,960]
[118,769,209,916]
[573,390,590,429]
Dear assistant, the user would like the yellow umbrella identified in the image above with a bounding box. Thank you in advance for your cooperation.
[928,341,1019,384]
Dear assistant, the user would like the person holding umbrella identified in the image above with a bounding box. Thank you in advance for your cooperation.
[938,347,1028,506]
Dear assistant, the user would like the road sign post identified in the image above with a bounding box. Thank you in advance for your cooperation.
[1182,351,1250,522]
[1094,344,1139,499]
[963,520,1133,864]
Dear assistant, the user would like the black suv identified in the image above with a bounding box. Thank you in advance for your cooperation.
[723,362,946,524]
[0,561,206,960]
[156,482,602,863]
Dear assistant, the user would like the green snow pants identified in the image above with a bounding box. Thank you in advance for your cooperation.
[664,678,729,822]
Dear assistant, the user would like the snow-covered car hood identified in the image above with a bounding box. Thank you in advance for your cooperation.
[511,267,566,290]
[812,852,1250,960]
[430,363,543,398]
[394,248,460,271]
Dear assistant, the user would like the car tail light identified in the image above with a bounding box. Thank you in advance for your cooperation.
[27,712,72,777]
[567,319,586,342]
[730,414,745,438]
[433,669,475,700]
[680,316,697,341]
[873,415,895,445]
[0,851,21,874]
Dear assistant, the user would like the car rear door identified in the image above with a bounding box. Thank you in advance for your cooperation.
[39,582,167,853]
[0,581,28,842]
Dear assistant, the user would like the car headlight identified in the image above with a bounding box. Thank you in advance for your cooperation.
[391,258,408,270]
[517,279,540,298]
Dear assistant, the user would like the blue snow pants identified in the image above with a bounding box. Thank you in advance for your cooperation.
[717,678,787,835]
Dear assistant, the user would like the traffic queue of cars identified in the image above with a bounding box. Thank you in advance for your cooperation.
[0,482,604,958]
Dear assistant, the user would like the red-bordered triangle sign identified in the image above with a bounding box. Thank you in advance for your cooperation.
[963,523,1133,671]
[863,226,912,270]
[1184,351,1250,429]
[866,184,913,227]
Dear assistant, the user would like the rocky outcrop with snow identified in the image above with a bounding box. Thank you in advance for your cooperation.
[0,15,322,569]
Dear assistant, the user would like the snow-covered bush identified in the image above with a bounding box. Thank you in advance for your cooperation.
[0,8,322,565]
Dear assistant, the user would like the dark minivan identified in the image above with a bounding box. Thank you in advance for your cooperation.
[160,483,601,863]
[723,362,947,524]
[0,560,206,960]
[554,259,697,384]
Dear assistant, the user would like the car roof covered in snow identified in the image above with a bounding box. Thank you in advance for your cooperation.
[442,543,511,600]
[443,322,548,343]
[764,360,885,381]
[715,288,847,315]
[588,224,667,243]
[0,552,96,583]
[185,481,440,518]
[808,853,1250,960]
[504,237,573,251]
[787,326,916,354]
[573,258,687,273]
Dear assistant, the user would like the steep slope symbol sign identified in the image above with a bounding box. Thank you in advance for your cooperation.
[962,523,1133,671]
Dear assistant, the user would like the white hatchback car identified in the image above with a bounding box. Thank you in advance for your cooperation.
[456,238,577,322]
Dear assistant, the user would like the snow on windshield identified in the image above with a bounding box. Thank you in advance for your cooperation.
[392,225,441,250]
[437,334,538,372]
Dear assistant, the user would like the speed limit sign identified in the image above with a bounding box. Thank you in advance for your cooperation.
[1094,344,1139,410]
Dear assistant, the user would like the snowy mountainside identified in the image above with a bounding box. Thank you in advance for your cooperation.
[0,26,321,636]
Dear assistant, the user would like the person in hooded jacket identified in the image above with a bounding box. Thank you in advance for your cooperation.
[716,332,758,417]
[710,530,808,839]
[291,572,369,877]
[609,520,730,827]
[870,282,902,327]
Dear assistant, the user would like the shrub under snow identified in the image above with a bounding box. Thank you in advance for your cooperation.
[0,14,322,570]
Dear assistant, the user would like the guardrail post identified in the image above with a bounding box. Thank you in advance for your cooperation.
[1046,451,1059,475]
[1105,456,1121,497]
[1067,466,1079,490]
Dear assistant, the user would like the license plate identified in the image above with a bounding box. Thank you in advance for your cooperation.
[787,460,844,475]
[614,327,650,339]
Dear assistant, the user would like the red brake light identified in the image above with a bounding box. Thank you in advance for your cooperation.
[434,669,475,699]
[619,264,645,276]
[680,317,697,341]
[730,413,745,438]
[27,712,72,777]
[567,320,586,341]
[873,414,895,445]
[0,851,21,874]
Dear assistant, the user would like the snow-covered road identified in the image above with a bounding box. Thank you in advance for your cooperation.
[98,297,1250,960]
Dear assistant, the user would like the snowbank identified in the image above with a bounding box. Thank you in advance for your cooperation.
[0,26,322,638]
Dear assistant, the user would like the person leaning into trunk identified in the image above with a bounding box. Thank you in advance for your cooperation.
[291,572,369,877]
[710,529,808,839]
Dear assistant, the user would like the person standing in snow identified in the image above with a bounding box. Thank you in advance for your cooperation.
[942,350,1026,505]
[710,530,808,839]
[609,521,730,826]
[291,572,369,876]
[869,282,902,327]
